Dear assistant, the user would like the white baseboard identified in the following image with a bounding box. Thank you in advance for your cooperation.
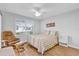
[68,45,79,49]
[59,43,68,47]
[59,43,79,49]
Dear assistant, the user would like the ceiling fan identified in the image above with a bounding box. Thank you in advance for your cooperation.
[31,5,46,17]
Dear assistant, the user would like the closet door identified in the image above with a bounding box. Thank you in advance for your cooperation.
[0,14,1,48]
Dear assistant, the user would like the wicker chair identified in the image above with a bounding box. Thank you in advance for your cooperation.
[2,31,25,55]
[2,31,20,47]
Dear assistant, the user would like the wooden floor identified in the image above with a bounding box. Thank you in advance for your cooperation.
[15,43,79,56]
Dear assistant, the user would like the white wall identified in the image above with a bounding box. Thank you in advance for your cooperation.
[41,9,79,48]
[2,11,16,34]
[41,18,57,33]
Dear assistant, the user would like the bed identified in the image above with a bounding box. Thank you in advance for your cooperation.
[28,31,58,54]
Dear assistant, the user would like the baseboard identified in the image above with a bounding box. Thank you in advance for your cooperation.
[68,45,79,49]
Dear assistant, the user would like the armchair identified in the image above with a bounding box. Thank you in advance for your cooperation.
[2,31,20,47]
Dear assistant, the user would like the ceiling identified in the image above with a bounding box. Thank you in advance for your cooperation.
[0,3,79,20]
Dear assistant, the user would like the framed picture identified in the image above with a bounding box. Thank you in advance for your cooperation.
[46,22,55,27]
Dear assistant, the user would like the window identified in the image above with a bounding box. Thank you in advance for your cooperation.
[16,22,33,33]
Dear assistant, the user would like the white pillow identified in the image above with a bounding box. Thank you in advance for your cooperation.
[50,31,57,35]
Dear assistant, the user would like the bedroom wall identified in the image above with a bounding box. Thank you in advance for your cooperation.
[41,9,79,48]
[2,11,16,34]
[1,11,40,42]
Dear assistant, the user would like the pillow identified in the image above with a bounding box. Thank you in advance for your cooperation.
[50,31,57,35]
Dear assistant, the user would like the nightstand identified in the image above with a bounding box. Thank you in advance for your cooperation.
[59,35,69,47]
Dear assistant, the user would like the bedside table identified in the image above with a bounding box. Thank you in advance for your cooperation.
[59,35,69,47]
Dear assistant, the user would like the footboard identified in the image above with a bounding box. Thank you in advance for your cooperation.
[37,35,58,54]
[28,34,58,55]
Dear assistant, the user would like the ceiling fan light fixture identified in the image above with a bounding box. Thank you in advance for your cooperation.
[34,11,41,17]
[32,7,45,17]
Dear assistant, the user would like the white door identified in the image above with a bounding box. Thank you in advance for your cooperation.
[0,14,1,48]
